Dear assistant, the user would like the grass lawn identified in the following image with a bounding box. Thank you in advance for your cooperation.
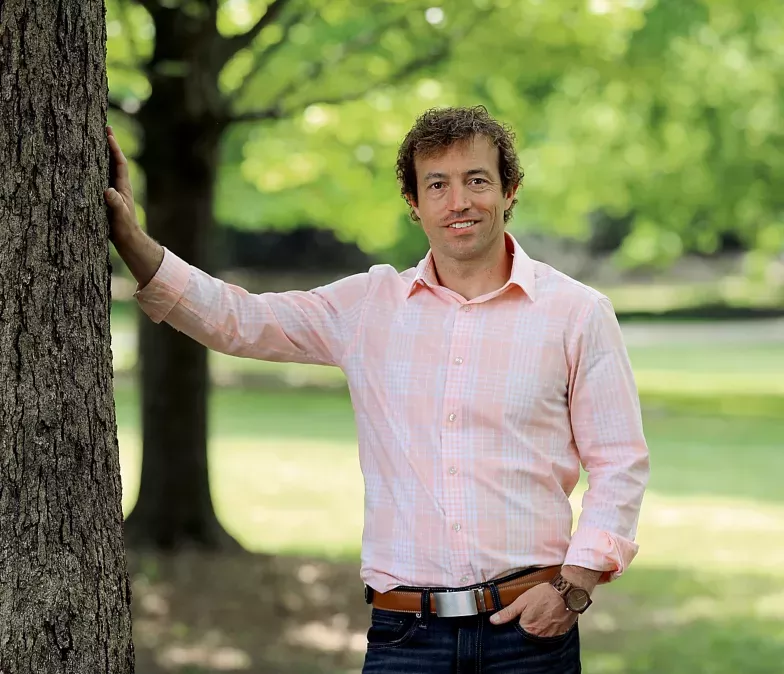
[115,381,784,674]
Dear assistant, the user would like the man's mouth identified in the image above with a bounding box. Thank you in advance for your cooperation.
[447,220,477,229]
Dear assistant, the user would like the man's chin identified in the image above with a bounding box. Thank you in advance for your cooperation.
[444,245,483,262]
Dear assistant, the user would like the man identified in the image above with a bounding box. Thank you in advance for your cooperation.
[105,106,649,673]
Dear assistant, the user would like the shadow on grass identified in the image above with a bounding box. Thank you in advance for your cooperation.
[128,551,784,674]
[129,549,369,674]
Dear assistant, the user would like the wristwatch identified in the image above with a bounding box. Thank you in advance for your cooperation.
[549,574,593,614]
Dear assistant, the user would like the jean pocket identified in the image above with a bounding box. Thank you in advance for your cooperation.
[513,619,578,645]
[366,609,420,650]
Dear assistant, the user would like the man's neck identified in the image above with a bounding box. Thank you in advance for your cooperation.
[432,243,513,301]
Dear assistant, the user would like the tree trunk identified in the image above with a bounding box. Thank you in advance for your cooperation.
[0,1,135,672]
[123,71,238,550]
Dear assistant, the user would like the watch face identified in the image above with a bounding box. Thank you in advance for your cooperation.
[566,588,591,612]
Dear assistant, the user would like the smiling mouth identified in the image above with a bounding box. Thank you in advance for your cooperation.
[447,220,477,229]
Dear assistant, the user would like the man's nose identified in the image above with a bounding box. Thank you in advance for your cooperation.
[447,185,471,212]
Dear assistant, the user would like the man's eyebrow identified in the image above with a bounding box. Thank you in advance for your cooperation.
[423,168,492,181]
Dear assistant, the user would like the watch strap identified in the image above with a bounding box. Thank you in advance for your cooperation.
[549,573,573,596]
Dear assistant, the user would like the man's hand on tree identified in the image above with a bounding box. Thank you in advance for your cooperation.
[104,125,139,244]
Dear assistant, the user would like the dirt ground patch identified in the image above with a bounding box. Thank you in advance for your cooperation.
[128,550,370,674]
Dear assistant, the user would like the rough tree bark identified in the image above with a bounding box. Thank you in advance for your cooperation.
[0,1,135,672]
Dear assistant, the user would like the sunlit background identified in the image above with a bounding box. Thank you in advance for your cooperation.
[107,0,784,672]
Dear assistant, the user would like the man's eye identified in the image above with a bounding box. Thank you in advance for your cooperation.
[429,182,444,190]
[470,178,487,185]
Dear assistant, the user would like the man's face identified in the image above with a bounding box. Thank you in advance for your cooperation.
[409,135,516,264]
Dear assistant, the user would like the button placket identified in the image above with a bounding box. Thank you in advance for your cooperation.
[443,300,472,576]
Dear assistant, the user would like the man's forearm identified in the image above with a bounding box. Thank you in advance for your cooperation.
[113,227,164,289]
[560,565,602,595]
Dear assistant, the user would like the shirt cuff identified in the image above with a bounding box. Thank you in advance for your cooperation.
[133,247,191,324]
[563,525,640,583]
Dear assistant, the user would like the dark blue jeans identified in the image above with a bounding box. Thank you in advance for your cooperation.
[362,608,580,674]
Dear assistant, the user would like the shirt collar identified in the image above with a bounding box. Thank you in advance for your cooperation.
[406,232,537,301]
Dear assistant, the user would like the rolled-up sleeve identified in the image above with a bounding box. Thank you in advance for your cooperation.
[134,248,371,367]
[564,297,650,582]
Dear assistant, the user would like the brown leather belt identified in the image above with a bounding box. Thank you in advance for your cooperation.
[372,566,561,617]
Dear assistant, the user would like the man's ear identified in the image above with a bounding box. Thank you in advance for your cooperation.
[406,193,421,221]
[504,183,519,210]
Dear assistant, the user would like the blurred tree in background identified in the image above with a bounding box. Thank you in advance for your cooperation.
[106,0,784,549]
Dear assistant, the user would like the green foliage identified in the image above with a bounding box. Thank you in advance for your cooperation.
[107,0,784,266]
[531,0,784,267]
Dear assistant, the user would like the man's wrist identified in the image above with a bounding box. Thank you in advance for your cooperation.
[559,565,601,596]
[114,228,165,289]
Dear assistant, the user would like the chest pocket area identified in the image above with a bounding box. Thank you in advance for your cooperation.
[351,303,452,443]
[498,331,569,434]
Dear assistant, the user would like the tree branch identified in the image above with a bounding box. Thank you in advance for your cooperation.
[227,40,451,125]
[227,9,312,105]
[225,4,494,127]
[260,15,408,111]
[221,0,294,64]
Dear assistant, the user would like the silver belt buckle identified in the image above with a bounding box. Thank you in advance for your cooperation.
[433,588,486,617]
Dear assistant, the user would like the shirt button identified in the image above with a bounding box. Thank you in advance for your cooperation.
[453,523,461,532]
[460,576,470,584]
[463,306,472,312]
[454,357,463,365]
[449,466,457,475]
[448,413,457,422]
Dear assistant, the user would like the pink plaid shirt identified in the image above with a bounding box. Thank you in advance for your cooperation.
[136,233,649,593]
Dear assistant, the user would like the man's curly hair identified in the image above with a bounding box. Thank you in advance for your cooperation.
[396,106,523,223]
